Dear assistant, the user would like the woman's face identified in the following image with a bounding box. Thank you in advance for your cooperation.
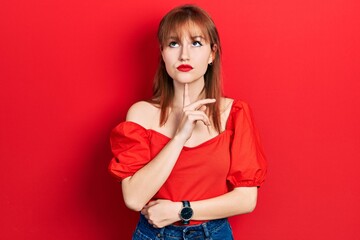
[161,23,214,85]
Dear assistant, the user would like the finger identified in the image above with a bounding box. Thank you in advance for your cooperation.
[184,98,216,111]
[183,83,191,107]
[198,105,207,112]
[184,111,211,126]
[141,208,148,216]
[145,201,157,207]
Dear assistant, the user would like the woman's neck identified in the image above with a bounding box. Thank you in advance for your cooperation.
[172,80,205,108]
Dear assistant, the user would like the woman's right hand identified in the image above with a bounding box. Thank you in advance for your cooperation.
[175,84,216,142]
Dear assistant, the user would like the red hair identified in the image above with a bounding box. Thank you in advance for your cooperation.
[151,4,223,133]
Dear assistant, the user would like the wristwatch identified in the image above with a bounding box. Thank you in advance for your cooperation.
[179,200,193,225]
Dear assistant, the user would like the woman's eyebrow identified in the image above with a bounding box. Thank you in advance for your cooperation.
[191,35,204,38]
[191,36,207,42]
[191,35,205,40]
[165,35,205,42]
[167,36,180,41]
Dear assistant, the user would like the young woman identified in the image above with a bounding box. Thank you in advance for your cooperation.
[109,4,267,240]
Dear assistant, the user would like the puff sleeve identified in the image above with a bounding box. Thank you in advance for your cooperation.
[108,122,151,182]
[227,101,267,188]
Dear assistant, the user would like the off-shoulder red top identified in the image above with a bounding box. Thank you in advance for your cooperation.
[109,100,267,220]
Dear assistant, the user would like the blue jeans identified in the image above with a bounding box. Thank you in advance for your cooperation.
[132,214,233,240]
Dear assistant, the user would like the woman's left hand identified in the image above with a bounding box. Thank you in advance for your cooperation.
[141,199,182,228]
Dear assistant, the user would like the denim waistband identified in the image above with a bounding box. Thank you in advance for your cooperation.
[137,213,229,239]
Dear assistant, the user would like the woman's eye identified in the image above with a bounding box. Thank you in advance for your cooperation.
[192,41,203,47]
[169,42,179,48]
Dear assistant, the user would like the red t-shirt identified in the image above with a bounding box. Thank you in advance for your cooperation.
[109,100,267,223]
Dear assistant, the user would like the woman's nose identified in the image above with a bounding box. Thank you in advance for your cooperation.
[179,45,190,61]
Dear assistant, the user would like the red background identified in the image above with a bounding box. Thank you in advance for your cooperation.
[1,0,360,239]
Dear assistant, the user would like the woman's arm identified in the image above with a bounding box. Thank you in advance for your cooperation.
[121,129,185,211]
[141,187,258,228]
[121,98,216,211]
[191,187,258,220]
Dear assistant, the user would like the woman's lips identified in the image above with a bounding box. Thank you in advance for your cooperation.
[177,64,193,72]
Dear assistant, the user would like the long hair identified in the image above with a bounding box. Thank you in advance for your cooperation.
[151,4,223,133]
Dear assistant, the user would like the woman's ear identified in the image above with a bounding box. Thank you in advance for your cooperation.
[208,44,217,64]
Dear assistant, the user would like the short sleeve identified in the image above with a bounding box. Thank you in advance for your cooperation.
[226,101,267,188]
[108,122,151,182]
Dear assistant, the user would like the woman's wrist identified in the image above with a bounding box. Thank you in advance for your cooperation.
[172,133,188,146]
[174,201,183,222]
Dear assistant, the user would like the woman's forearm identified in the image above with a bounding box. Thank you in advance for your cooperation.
[122,134,186,211]
[190,187,258,221]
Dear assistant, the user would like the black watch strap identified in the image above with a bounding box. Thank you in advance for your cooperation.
[183,200,190,208]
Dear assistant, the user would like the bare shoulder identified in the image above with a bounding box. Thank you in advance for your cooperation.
[126,101,160,129]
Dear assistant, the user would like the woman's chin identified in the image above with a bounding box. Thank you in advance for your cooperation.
[172,77,205,85]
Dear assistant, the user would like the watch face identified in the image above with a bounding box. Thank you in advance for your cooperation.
[181,207,193,220]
